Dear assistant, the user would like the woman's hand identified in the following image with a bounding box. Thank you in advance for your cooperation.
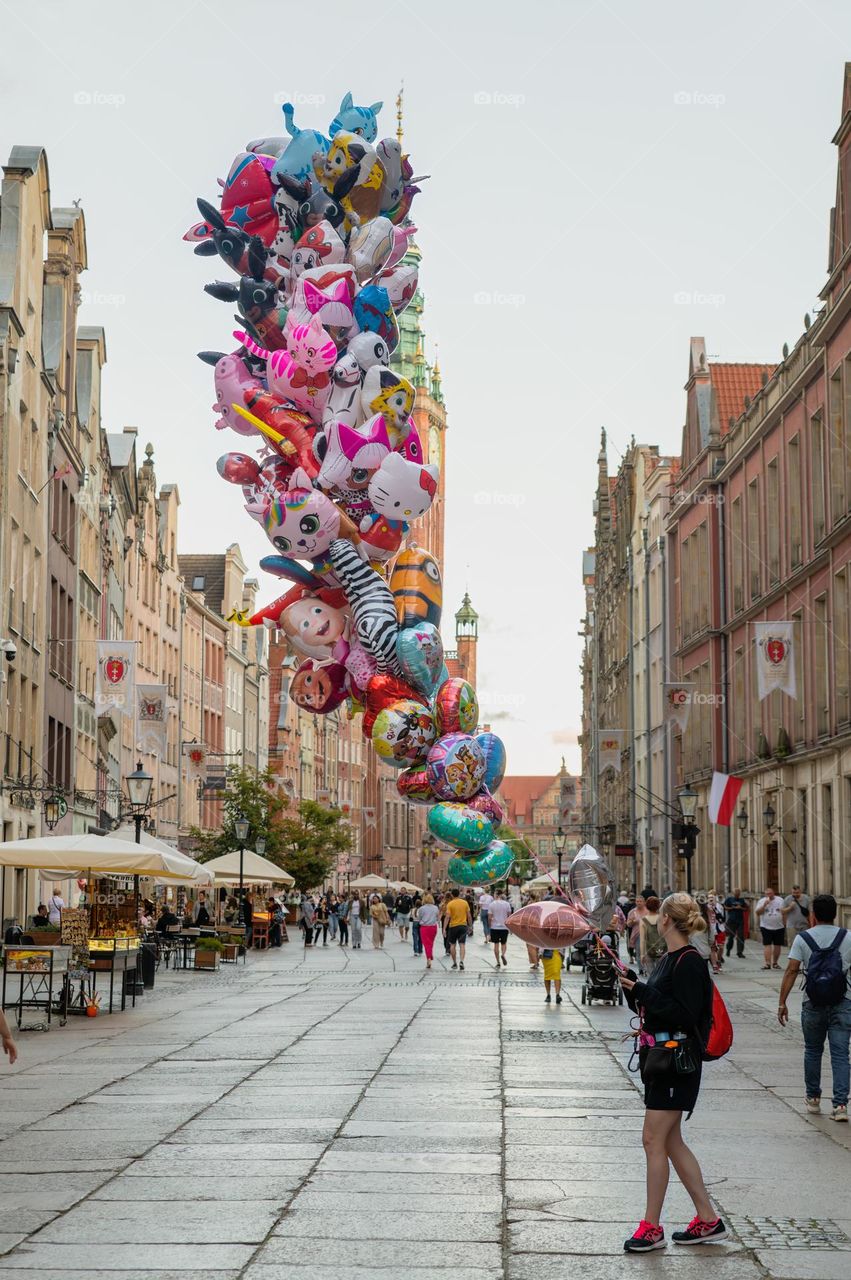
[619,975,636,991]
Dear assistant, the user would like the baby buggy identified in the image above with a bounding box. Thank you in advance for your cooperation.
[580,934,624,1006]
[565,937,589,973]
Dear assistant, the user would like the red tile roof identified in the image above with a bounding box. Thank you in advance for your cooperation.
[499,776,557,823]
[709,363,775,433]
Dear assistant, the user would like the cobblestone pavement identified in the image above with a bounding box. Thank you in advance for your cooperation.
[0,930,849,1278]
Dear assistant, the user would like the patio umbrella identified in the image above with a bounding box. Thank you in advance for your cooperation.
[391,881,422,894]
[0,832,212,883]
[201,849,295,886]
[349,873,391,890]
[111,826,213,885]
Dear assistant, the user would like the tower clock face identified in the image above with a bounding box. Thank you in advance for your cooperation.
[428,426,442,469]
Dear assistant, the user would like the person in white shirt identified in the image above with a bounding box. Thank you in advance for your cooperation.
[47,889,65,926]
[488,892,513,968]
[478,891,494,944]
[756,887,786,970]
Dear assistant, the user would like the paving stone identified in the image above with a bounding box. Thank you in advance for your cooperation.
[91,1174,300,1201]
[245,1268,502,1280]
[0,1242,252,1270]
[508,1253,763,1279]
[33,1200,277,1243]
[254,1239,503,1268]
[753,1252,851,1280]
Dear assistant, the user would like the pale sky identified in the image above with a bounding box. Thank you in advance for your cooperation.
[2,0,848,774]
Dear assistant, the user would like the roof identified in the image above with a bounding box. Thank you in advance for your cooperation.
[709,363,775,433]
[499,776,558,823]
[178,554,226,614]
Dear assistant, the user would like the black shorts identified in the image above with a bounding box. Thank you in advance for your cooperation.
[447,924,468,945]
[490,928,509,944]
[760,927,785,945]
[644,1061,702,1115]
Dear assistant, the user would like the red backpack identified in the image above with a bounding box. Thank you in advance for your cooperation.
[674,949,733,1061]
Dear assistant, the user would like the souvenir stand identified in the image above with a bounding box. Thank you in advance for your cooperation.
[2,942,71,1029]
[85,877,140,1014]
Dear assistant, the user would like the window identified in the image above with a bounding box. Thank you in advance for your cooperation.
[815,594,829,737]
[836,569,850,725]
[792,611,804,742]
[788,435,802,567]
[747,479,761,600]
[732,647,745,764]
[812,413,826,543]
[192,575,205,591]
[830,367,846,524]
[731,497,744,612]
[767,459,780,585]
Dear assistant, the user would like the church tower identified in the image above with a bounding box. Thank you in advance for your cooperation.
[453,592,478,689]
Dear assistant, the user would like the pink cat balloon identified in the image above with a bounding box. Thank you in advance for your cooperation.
[236,314,336,424]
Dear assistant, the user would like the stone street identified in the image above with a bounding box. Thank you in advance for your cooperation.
[0,930,848,1279]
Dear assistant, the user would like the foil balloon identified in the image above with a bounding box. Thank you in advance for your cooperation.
[434,677,479,736]
[467,788,504,825]
[363,673,426,738]
[346,216,395,283]
[567,844,615,932]
[290,659,349,713]
[396,766,434,805]
[426,733,486,802]
[372,699,436,767]
[396,623,444,697]
[475,731,507,793]
[447,840,514,886]
[390,545,442,629]
[507,902,592,951]
[428,801,497,852]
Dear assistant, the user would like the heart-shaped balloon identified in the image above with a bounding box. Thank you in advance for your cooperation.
[363,674,426,738]
[396,624,444,697]
[447,839,514,886]
[434,677,479,736]
[475,731,506,793]
[466,787,503,825]
[426,732,486,801]
[396,766,434,804]
[372,699,436,767]
[428,801,497,851]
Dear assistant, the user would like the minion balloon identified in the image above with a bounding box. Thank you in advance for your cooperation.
[390,545,442,629]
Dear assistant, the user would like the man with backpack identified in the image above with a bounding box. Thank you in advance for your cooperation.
[778,893,851,1122]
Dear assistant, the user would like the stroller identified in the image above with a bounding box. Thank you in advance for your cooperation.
[565,937,589,973]
[581,933,624,1006]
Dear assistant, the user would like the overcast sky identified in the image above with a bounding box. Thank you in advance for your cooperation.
[2,0,849,775]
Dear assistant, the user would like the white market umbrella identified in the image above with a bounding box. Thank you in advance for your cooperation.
[202,849,295,886]
[0,832,211,883]
[391,881,422,894]
[523,871,564,889]
[349,873,391,890]
[111,826,213,885]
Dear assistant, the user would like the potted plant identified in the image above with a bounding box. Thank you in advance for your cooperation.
[221,940,240,962]
[194,936,224,971]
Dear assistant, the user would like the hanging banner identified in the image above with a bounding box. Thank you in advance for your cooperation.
[316,788,330,806]
[598,729,625,774]
[754,622,796,700]
[136,684,169,754]
[664,682,695,733]
[362,806,377,828]
[183,742,208,782]
[95,641,135,716]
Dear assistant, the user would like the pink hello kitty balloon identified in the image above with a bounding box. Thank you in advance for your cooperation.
[359,452,439,561]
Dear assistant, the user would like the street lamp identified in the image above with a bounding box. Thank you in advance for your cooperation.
[126,761,153,844]
[763,800,777,834]
[736,803,749,834]
[255,836,266,858]
[553,827,568,887]
[43,792,64,831]
[677,784,698,895]
[234,816,250,902]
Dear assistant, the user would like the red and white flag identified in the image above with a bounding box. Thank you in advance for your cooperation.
[708,771,743,826]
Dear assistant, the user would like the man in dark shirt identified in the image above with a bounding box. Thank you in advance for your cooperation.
[157,905,179,935]
[723,889,748,958]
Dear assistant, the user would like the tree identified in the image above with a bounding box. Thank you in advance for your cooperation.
[190,767,289,861]
[496,823,536,884]
[278,800,354,891]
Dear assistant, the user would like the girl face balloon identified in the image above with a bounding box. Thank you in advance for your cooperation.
[372,699,436,767]
[434,678,479,736]
[426,733,486,801]
[396,623,444,697]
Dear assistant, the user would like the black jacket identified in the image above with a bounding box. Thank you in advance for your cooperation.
[629,945,712,1039]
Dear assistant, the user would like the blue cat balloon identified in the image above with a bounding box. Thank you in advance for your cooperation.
[272,103,330,183]
[329,92,383,143]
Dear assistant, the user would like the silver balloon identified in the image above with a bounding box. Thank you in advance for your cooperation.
[567,843,615,931]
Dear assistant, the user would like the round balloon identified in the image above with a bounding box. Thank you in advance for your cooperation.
[396,624,444,697]
[434,678,479,736]
[506,901,591,950]
[476,731,507,793]
[426,733,486,801]
[363,674,425,738]
[372,699,436,767]
[428,801,497,852]
[466,787,504,825]
[567,844,615,932]
[447,840,514,886]
[396,765,434,804]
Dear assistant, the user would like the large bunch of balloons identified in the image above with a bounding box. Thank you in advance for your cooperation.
[187,92,511,887]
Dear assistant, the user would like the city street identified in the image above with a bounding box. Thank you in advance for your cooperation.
[0,934,848,1278]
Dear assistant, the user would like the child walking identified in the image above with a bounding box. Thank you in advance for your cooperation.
[542,948,564,1004]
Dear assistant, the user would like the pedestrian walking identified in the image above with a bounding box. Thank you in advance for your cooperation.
[444,888,472,970]
[416,894,440,968]
[478,890,494,943]
[299,894,315,947]
[382,889,396,929]
[782,885,811,940]
[707,893,725,973]
[411,895,423,955]
[620,892,727,1252]
[756,886,786,969]
[0,1008,17,1066]
[315,896,330,946]
[350,892,363,949]
[337,894,350,947]
[723,888,747,958]
[489,891,512,968]
[439,892,453,955]
[639,896,666,976]
[370,894,390,948]
[327,892,340,942]
[241,891,254,948]
[542,948,563,1003]
[627,895,647,964]
[395,890,413,942]
[47,888,65,926]
[778,893,851,1121]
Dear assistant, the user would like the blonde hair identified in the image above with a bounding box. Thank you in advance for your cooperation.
[661,892,707,935]
[422,893,434,905]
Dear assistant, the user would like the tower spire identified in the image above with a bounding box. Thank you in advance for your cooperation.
[396,83,404,146]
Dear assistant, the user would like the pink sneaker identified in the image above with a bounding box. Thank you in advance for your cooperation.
[624,1220,666,1252]
[672,1216,727,1245]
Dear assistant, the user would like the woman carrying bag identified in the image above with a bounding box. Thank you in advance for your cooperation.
[620,892,726,1253]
